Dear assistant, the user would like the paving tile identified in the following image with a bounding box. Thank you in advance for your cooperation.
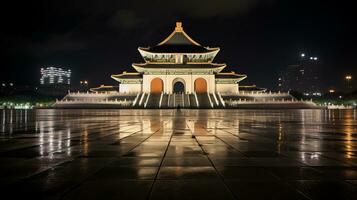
[226,180,310,200]
[157,166,219,180]
[90,166,159,180]
[217,166,280,181]
[150,180,235,200]
[110,157,162,167]
[63,180,153,200]
[290,180,357,200]
[162,157,211,166]
[265,167,325,180]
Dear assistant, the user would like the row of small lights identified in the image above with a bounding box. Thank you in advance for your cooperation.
[3,81,90,86]
[301,53,318,60]
[1,83,14,87]
[1,102,33,109]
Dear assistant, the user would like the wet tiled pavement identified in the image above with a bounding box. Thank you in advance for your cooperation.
[0,109,357,199]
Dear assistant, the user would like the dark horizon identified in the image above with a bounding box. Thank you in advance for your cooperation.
[1,0,356,91]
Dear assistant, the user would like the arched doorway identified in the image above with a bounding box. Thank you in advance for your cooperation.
[172,78,185,93]
[151,78,163,93]
[194,78,207,93]
[173,82,185,93]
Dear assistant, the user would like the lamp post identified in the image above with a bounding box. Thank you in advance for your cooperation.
[80,80,89,92]
[345,75,352,90]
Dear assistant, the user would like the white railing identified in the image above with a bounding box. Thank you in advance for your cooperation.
[138,93,146,106]
[207,93,214,108]
[327,104,354,109]
[187,94,191,107]
[235,91,291,97]
[194,92,199,107]
[132,93,140,106]
[182,93,185,107]
[227,98,315,106]
[55,99,132,106]
[212,93,219,106]
[144,93,150,108]
[159,92,163,108]
[67,91,138,96]
[173,93,176,107]
[217,92,226,107]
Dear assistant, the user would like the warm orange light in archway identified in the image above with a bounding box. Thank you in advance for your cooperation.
[151,78,164,94]
[194,78,207,93]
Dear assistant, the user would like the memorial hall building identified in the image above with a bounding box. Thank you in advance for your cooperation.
[111,22,247,95]
[55,22,315,109]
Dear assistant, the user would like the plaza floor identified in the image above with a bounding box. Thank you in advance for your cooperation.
[0,109,357,199]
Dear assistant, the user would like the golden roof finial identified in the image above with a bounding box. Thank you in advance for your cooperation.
[175,22,183,31]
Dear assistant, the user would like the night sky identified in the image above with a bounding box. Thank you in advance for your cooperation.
[1,0,356,90]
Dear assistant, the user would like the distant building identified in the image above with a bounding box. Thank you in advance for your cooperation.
[40,67,71,85]
[278,54,321,95]
[38,67,71,96]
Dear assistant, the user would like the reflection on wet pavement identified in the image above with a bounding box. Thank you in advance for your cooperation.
[0,109,357,199]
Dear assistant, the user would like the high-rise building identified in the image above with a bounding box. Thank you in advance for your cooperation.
[39,67,71,96]
[278,54,321,95]
[40,67,71,85]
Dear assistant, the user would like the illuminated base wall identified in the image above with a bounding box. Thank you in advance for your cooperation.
[216,83,239,94]
[142,74,216,94]
[119,83,142,94]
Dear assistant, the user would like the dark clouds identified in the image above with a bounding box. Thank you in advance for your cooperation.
[1,0,356,90]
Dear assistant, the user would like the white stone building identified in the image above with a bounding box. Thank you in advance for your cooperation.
[111,22,246,95]
[55,22,317,109]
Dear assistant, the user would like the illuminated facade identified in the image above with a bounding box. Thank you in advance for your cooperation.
[55,22,317,108]
[111,22,246,95]
[39,67,71,96]
[278,54,321,95]
[40,67,71,85]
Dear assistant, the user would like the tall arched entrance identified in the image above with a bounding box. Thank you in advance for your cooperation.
[173,82,185,93]
[150,78,164,93]
[172,78,185,93]
[194,78,207,93]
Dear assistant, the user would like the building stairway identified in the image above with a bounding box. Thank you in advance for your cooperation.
[133,92,226,108]
[132,92,147,108]
[160,93,168,108]
[145,93,161,108]
[195,93,212,108]
[189,93,198,108]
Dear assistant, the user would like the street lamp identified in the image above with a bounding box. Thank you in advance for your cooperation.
[345,75,352,89]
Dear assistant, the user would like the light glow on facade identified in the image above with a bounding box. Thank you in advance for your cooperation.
[40,67,71,85]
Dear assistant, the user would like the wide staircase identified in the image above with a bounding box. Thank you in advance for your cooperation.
[196,93,212,108]
[134,92,226,108]
[145,93,161,108]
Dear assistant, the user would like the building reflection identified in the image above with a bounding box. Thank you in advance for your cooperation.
[343,110,355,158]
[0,108,356,162]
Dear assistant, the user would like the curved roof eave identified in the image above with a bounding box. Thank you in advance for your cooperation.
[138,47,220,54]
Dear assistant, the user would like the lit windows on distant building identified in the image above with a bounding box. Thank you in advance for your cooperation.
[40,67,71,85]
